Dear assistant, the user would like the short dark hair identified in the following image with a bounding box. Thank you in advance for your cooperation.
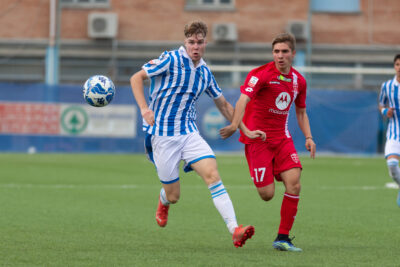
[184,21,208,38]
[272,33,296,51]
[394,54,400,63]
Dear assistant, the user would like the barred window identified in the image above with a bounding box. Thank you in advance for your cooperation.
[185,0,235,11]
[311,0,360,13]
[60,0,110,8]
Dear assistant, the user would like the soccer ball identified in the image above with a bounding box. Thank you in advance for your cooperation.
[83,75,115,107]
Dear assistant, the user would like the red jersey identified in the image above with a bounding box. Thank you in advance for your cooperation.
[239,61,307,144]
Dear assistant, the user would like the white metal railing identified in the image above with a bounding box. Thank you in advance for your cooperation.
[209,65,394,75]
[208,65,395,90]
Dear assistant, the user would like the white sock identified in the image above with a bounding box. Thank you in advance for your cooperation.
[159,188,170,205]
[208,181,238,234]
[387,158,400,185]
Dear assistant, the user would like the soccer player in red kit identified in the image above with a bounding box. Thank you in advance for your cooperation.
[220,33,316,252]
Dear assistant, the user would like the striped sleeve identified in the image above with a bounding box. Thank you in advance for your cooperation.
[204,67,222,99]
[379,81,387,106]
[142,51,171,78]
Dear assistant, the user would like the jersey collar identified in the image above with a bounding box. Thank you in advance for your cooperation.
[179,46,206,68]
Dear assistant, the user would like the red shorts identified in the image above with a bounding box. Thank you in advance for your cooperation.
[244,138,302,188]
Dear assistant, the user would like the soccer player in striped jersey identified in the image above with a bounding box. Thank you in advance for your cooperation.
[130,21,264,247]
[378,54,400,207]
[220,33,316,252]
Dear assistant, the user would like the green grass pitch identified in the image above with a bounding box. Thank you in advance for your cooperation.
[0,153,399,266]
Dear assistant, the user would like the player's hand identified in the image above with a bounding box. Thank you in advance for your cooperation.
[141,108,155,126]
[387,107,395,118]
[305,138,316,159]
[246,130,266,141]
[219,124,237,139]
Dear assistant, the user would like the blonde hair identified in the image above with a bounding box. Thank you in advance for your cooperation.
[184,21,208,38]
[272,33,296,51]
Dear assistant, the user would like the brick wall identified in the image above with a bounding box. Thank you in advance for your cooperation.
[0,0,399,45]
[312,0,400,45]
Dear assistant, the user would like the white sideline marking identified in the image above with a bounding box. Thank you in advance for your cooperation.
[0,183,398,190]
[319,185,394,190]
[0,184,138,189]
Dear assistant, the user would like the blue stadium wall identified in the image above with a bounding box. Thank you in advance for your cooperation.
[0,82,381,154]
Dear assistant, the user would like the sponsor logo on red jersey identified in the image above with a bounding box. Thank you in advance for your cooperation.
[278,75,292,82]
[245,87,253,92]
[248,76,259,87]
[268,108,289,115]
[291,153,299,163]
[275,92,291,110]
[269,81,280,85]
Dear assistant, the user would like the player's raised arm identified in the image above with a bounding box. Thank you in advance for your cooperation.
[130,69,154,126]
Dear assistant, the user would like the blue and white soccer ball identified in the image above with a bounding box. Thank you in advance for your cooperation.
[83,75,115,107]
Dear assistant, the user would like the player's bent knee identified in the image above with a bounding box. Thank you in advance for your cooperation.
[292,183,301,194]
[166,194,180,204]
[258,189,274,201]
[164,186,180,204]
[202,169,220,185]
[260,193,274,202]
[286,183,301,195]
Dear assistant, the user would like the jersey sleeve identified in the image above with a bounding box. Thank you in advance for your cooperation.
[379,82,387,106]
[240,68,264,99]
[294,76,307,108]
[204,67,223,99]
[142,51,171,78]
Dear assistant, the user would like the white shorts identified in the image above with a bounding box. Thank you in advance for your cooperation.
[385,139,400,158]
[145,132,215,184]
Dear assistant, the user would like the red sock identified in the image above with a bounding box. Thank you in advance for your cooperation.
[278,193,300,235]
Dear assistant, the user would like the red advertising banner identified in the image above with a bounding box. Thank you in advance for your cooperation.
[0,102,60,134]
[0,102,136,137]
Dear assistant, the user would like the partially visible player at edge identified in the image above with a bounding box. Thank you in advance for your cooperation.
[220,33,316,252]
[130,21,264,247]
[378,53,400,207]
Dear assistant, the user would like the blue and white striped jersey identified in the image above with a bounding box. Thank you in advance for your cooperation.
[142,46,222,136]
[379,76,400,141]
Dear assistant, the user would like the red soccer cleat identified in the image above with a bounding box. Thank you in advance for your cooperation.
[155,198,169,227]
[232,225,255,247]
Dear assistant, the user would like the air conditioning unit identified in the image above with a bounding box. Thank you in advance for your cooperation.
[286,20,308,41]
[212,23,238,42]
[88,12,118,39]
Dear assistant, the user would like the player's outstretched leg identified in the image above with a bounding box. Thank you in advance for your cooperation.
[232,225,255,248]
[207,180,254,246]
[272,235,302,252]
[156,188,170,227]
